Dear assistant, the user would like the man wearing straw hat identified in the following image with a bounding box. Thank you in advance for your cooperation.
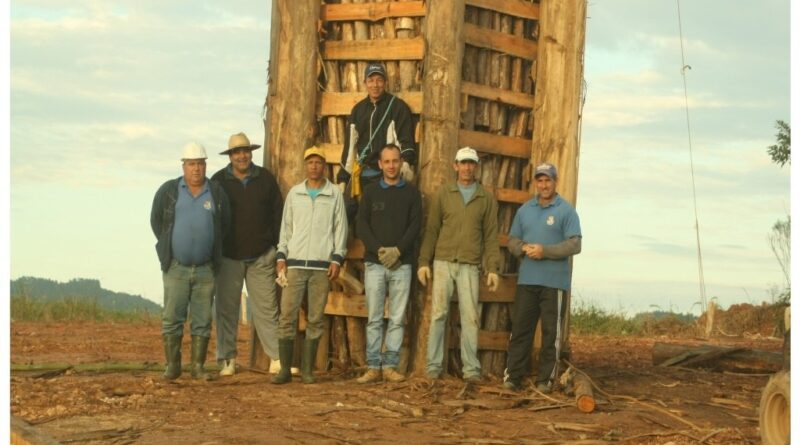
[212,132,287,378]
[336,61,417,222]
[151,142,231,380]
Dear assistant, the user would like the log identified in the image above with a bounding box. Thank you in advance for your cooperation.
[652,342,783,373]
[705,300,716,338]
[331,316,350,370]
[11,416,62,445]
[335,268,365,295]
[346,316,366,367]
[573,372,596,413]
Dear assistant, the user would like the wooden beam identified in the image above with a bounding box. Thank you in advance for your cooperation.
[461,81,535,109]
[319,142,343,165]
[319,91,423,116]
[323,38,425,61]
[478,275,517,302]
[466,0,540,20]
[450,330,510,351]
[325,291,367,317]
[322,1,426,22]
[464,23,537,61]
[484,185,531,205]
[458,129,530,159]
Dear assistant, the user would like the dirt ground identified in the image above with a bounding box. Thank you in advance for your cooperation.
[10,320,783,444]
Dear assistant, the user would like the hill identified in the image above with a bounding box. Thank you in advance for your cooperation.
[10,277,161,313]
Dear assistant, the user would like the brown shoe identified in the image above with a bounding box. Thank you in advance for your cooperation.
[382,367,406,383]
[356,368,382,384]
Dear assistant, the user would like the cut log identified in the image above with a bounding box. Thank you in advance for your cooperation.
[652,342,783,373]
[573,372,596,413]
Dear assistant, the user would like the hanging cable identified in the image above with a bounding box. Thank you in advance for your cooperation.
[676,0,707,314]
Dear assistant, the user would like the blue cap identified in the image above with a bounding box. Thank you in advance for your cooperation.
[364,62,387,80]
[534,163,557,179]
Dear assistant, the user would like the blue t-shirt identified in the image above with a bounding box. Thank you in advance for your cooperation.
[171,178,215,266]
[306,185,322,200]
[457,182,476,204]
[510,194,581,290]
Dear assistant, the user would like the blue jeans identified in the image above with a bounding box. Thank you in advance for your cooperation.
[364,262,412,369]
[162,260,215,337]
[426,260,482,378]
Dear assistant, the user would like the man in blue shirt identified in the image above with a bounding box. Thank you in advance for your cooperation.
[151,142,230,380]
[503,163,581,393]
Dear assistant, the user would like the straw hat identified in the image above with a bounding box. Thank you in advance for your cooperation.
[220,132,261,155]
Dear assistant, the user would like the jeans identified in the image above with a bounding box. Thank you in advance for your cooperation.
[364,262,412,369]
[162,260,215,337]
[215,247,280,363]
[278,268,330,340]
[426,260,482,378]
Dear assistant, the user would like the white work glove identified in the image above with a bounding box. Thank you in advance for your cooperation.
[417,266,431,286]
[378,247,402,270]
[400,161,414,182]
[275,270,288,288]
[486,272,499,292]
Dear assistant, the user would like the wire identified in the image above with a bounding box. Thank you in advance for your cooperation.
[676,0,707,314]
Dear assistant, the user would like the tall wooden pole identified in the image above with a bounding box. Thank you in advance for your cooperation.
[262,0,282,172]
[411,0,466,376]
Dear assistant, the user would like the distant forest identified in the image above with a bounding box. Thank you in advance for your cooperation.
[10,277,162,313]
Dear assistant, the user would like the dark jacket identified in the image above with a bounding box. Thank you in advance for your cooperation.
[356,180,422,265]
[211,164,283,260]
[337,92,417,184]
[150,177,231,273]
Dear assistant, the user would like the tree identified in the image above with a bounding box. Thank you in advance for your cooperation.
[766,120,790,303]
[767,120,790,166]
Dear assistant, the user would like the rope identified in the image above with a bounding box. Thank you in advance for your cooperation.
[676,0,707,313]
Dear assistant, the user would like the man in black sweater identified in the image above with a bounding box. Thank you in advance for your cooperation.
[355,144,422,383]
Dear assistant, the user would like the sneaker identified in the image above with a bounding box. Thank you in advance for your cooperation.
[219,359,236,377]
[535,381,553,394]
[356,369,382,384]
[383,368,406,383]
[503,379,521,392]
[269,359,281,374]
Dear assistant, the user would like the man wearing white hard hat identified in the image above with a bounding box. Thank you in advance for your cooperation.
[151,142,231,380]
[417,147,501,382]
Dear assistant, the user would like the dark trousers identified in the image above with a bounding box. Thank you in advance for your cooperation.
[506,285,565,384]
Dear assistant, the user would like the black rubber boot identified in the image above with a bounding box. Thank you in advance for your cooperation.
[271,338,295,384]
[301,337,320,384]
[162,334,183,380]
[190,335,211,380]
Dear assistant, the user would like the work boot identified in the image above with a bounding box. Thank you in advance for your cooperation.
[162,334,183,380]
[271,338,294,384]
[300,337,320,384]
[535,381,553,394]
[190,336,211,380]
[220,358,236,377]
[356,368,382,384]
[382,368,406,383]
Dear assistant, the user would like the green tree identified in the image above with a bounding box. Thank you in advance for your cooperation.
[766,120,790,303]
[767,120,790,166]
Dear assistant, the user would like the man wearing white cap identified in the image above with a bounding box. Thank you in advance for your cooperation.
[417,147,501,382]
[151,142,231,380]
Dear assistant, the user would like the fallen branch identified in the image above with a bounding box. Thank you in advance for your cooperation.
[620,430,700,443]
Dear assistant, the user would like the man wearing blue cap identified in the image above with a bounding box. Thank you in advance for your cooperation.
[502,162,582,394]
[336,61,417,221]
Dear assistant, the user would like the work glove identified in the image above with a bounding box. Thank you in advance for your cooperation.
[378,247,401,269]
[275,270,288,288]
[417,266,431,286]
[486,272,499,292]
[400,161,414,182]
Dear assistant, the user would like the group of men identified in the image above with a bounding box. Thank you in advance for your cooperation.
[150,62,581,393]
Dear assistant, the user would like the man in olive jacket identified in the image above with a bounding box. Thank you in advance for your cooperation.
[417,147,501,382]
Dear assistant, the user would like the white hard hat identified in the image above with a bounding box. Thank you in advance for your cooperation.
[181,142,208,160]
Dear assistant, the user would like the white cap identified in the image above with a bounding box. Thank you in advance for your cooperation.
[455,146,479,163]
[181,142,208,160]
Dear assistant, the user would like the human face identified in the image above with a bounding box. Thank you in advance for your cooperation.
[379,146,402,183]
[366,73,386,102]
[453,160,477,185]
[182,159,207,188]
[305,155,326,182]
[535,175,557,203]
[228,148,253,177]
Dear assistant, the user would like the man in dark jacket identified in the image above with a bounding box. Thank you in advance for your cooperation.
[150,142,230,380]
[336,61,417,221]
[211,132,285,377]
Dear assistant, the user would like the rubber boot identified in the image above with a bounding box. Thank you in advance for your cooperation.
[301,337,320,384]
[162,334,182,380]
[190,335,211,380]
[271,338,294,384]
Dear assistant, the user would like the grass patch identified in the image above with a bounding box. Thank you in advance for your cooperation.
[11,295,159,323]
[570,300,643,336]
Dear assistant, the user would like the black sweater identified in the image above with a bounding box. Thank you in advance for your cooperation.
[356,180,422,265]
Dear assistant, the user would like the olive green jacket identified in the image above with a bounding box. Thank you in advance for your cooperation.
[418,181,501,273]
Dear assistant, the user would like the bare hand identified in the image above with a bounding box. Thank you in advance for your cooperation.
[327,262,340,281]
[524,244,544,260]
[277,261,286,275]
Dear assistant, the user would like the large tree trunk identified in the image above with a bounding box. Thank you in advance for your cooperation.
[652,342,783,373]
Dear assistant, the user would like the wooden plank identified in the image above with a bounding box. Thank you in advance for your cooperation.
[458,129,530,159]
[484,185,531,205]
[479,275,517,302]
[322,1,426,22]
[449,329,510,351]
[466,0,540,20]
[319,142,343,165]
[326,291,368,317]
[464,23,537,61]
[323,37,424,61]
[319,91,424,116]
[461,81,535,109]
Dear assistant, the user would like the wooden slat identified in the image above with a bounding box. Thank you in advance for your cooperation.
[319,91,424,116]
[464,23,537,60]
[449,329,511,351]
[484,185,530,205]
[466,0,539,20]
[458,129,530,159]
[461,81,535,109]
[478,275,517,302]
[323,37,424,61]
[322,1,426,22]
[319,143,343,165]
[325,291,367,317]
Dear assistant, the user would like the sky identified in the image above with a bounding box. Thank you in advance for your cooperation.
[6,0,794,316]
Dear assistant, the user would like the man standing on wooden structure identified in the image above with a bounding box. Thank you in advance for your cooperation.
[212,132,284,377]
[150,142,230,380]
[273,146,348,384]
[336,62,417,222]
[417,147,501,382]
[354,144,422,384]
[502,163,582,393]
